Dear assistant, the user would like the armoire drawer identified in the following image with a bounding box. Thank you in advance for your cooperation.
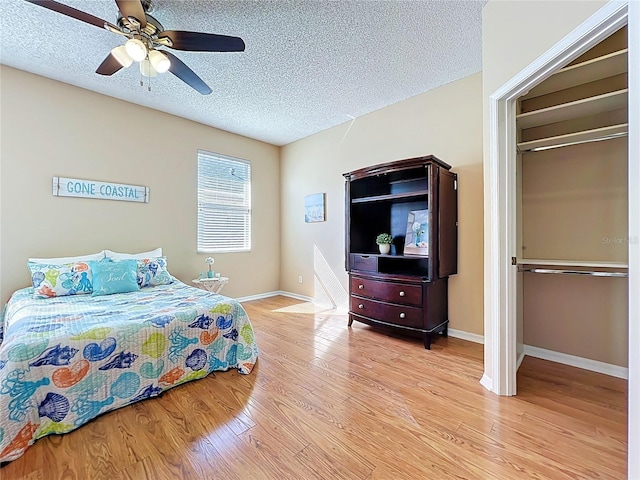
[350,254,378,272]
[350,295,423,329]
[350,276,422,306]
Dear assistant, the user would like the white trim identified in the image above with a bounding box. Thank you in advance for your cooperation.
[276,291,314,302]
[236,291,281,303]
[484,1,630,397]
[627,1,640,477]
[237,290,313,303]
[523,345,628,380]
[516,351,525,371]
[448,328,484,345]
[479,374,493,392]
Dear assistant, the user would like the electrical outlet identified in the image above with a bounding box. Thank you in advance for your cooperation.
[298,275,303,284]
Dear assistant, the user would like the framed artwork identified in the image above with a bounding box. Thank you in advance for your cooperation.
[404,209,429,256]
[304,193,326,223]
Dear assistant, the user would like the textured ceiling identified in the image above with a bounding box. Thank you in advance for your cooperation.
[0,0,485,146]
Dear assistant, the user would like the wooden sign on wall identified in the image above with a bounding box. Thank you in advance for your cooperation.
[52,177,149,203]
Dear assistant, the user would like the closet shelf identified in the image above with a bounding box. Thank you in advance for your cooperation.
[517,123,628,152]
[518,259,628,278]
[519,267,627,278]
[519,259,628,268]
[524,49,628,99]
[516,89,628,129]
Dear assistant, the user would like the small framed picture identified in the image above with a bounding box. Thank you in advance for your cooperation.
[404,209,429,256]
[304,193,326,223]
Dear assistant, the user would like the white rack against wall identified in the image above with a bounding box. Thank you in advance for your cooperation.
[516,47,629,154]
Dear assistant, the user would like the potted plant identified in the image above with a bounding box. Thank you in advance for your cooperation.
[205,256,215,278]
[376,233,393,254]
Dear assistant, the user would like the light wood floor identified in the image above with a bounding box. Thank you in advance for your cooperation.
[2,295,627,479]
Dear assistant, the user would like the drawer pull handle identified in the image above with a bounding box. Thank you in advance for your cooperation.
[399,291,405,297]
[358,284,364,289]
[399,313,406,319]
[358,304,364,309]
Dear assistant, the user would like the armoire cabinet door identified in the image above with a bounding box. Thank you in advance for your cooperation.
[438,169,458,278]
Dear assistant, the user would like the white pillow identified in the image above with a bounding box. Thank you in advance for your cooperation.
[105,248,163,260]
[29,251,105,264]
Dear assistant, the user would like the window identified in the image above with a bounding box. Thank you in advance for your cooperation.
[197,151,251,253]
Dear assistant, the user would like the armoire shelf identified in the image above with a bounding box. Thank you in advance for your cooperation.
[516,88,628,129]
[351,190,429,204]
[517,123,628,152]
[524,48,628,99]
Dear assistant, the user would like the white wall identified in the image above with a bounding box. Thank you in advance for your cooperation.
[281,73,484,335]
[0,66,281,303]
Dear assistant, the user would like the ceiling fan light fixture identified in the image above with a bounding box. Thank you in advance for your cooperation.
[125,38,147,62]
[111,45,133,68]
[140,60,158,77]
[148,50,170,73]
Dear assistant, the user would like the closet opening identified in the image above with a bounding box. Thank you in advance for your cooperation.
[485,2,638,474]
[515,26,629,382]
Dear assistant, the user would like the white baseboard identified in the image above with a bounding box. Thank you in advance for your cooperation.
[275,290,314,302]
[523,345,628,380]
[448,328,484,344]
[236,290,313,303]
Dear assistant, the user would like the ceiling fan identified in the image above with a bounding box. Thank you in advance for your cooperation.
[24,0,246,94]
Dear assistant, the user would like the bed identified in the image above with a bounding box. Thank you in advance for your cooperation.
[0,273,258,463]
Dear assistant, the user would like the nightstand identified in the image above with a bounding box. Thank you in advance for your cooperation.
[192,277,229,294]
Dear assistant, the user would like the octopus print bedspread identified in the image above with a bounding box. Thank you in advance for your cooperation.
[0,280,258,463]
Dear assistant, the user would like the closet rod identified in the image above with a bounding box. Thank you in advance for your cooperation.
[520,267,628,278]
[518,131,628,153]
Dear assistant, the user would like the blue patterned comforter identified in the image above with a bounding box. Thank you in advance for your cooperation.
[0,280,258,463]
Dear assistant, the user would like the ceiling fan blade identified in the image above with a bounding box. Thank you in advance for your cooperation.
[158,31,245,52]
[164,52,212,95]
[96,53,124,76]
[23,0,110,29]
[115,0,146,28]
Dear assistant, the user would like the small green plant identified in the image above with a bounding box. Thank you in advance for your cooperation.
[376,233,393,245]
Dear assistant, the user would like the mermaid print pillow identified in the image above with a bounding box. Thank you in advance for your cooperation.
[28,261,94,298]
[136,256,172,288]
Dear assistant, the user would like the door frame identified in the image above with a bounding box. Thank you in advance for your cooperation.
[483,0,638,475]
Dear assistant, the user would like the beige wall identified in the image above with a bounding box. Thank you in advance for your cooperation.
[521,138,628,263]
[523,273,628,366]
[482,1,608,101]
[0,66,281,303]
[281,73,484,335]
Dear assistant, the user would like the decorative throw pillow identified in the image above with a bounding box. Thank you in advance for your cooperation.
[136,256,172,288]
[104,248,163,261]
[28,261,94,299]
[89,259,140,297]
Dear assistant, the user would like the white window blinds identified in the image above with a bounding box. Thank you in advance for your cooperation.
[197,151,252,253]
